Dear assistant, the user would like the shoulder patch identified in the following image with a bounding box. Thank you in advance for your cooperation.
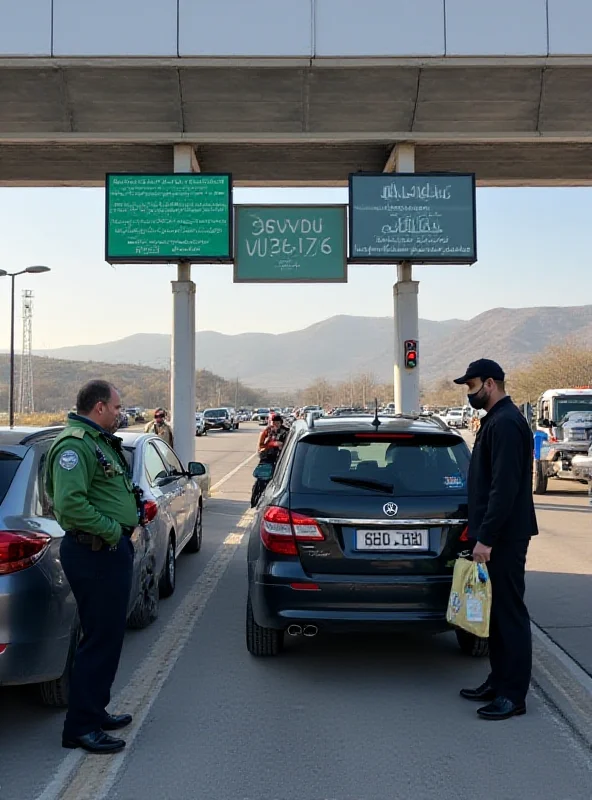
[59,450,79,470]
[70,428,86,439]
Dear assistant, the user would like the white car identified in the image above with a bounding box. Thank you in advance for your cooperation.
[195,412,207,437]
[444,409,465,429]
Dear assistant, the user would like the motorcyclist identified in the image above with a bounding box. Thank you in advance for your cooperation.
[257,413,289,461]
[251,414,289,507]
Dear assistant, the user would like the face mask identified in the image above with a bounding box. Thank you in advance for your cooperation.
[467,382,490,410]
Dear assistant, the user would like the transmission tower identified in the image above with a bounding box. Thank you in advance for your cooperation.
[18,290,35,414]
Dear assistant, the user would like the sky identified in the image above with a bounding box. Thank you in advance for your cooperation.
[0,185,591,351]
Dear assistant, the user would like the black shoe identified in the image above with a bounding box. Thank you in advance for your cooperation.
[62,730,126,753]
[477,696,526,721]
[460,680,496,702]
[101,713,133,731]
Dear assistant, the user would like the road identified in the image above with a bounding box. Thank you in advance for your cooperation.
[1,424,591,800]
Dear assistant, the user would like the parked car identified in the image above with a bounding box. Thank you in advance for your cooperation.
[444,408,465,429]
[124,407,145,423]
[203,407,237,431]
[195,412,207,437]
[0,426,208,706]
[246,414,486,659]
[252,408,271,424]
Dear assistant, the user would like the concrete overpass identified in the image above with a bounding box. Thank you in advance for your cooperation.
[2,0,592,186]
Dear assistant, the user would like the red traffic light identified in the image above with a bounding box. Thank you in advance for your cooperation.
[404,340,418,368]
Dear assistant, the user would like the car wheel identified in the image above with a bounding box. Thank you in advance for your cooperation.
[185,501,203,553]
[455,629,489,657]
[532,460,548,495]
[159,534,176,598]
[246,596,283,656]
[38,621,81,708]
[128,555,159,629]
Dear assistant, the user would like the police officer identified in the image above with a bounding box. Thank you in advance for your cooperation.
[453,359,538,721]
[46,380,139,753]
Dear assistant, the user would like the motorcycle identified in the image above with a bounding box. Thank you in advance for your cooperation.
[250,443,282,508]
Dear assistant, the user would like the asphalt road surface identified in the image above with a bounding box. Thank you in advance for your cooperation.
[1,424,591,800]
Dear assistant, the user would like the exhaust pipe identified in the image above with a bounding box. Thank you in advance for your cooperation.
[303,625,318,637]
[287,624,303,637]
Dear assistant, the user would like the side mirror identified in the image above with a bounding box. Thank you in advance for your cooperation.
[188,461,206,477]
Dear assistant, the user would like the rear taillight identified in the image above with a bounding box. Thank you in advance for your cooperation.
[459,526,469,542]
[261,507,325,555]
[143,500,158,523]
[0,531,52,575]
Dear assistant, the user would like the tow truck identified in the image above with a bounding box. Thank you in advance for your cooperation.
[532,388,592,494]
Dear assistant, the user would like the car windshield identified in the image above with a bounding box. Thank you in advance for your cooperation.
[290,433,470,496]
[0,452,23,505]
[256,409,269,414]
[554,398,592,420]
[205,409,226,418]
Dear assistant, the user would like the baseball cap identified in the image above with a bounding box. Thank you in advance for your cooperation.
[453,358,505,385]
[271,413,283,422]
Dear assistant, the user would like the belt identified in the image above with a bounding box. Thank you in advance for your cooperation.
[66,531,110,550]
[65,527,134,550]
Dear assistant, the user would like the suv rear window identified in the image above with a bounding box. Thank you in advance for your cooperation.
[205,409,227,418]
[290,433,470,496]
[0,452,23,505]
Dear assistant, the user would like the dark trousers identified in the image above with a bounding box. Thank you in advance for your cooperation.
[486,540,532,705]
[60,535,133,738]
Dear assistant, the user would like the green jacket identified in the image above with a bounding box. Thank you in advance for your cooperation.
[45,414,138,546]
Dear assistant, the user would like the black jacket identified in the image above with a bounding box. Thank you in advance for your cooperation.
[468,396,538,547]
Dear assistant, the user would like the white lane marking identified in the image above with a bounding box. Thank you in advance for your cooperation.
[37,515,252,800]
[210,451,257,494]
[535,504,590,513]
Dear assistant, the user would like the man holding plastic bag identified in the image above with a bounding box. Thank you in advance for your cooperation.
[452,359,538,721]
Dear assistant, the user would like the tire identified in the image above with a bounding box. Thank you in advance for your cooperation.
[38,622,81,708]
[246,596,283,656]
[128,555,159,629]
[455,628,489,658]
[185,501,203,553]
[159,534,176,598]
[533,460,548,495]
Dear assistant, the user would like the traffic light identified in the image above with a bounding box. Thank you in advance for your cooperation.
[404,339,418,369]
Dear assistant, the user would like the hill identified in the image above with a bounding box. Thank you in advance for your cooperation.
[34,305,592,390]
[0,356,267,413]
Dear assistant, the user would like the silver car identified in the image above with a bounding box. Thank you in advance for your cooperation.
[0,427,209,706]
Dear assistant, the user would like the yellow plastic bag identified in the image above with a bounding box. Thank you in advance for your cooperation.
[446,558,492,639]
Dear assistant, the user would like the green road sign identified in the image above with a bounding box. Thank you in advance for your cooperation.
[349,173,477,265]
[105,173,233,263]
[234,205,347,283]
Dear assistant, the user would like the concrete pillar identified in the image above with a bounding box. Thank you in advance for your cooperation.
[171,145,197,469]
[391,144,420,414]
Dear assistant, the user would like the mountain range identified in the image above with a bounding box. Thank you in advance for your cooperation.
[34,305,592,391]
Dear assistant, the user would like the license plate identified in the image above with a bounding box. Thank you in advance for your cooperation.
[355,529,429,551]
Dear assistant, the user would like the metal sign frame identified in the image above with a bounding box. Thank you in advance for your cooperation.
[105,172,234,264]
[348,172,477,265]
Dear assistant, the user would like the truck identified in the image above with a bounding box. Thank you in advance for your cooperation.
[531,388,592,494]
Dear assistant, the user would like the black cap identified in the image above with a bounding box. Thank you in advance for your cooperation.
[271,413,283,422]
[453,358,505,385]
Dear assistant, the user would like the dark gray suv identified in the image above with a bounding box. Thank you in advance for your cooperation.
[246,414,487,659]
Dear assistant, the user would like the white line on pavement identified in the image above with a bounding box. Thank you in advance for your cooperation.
[210,451,257,494]
[35,454,255,800]
[37,515,252,800]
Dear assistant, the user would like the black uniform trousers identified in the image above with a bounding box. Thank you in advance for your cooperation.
[486,538,532,705]
[60,534,133,738]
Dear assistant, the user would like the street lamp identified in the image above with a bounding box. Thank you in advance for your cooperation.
[0,266,51,427]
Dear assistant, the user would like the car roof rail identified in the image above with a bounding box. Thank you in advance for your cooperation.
[306,412,316,429]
